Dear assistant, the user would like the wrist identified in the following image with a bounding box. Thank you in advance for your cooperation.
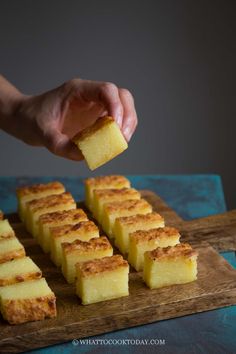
[0,91,28,129]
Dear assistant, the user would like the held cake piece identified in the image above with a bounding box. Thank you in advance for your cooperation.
[50,221,99,267]
[0,219,15,239]
[114,212,165,255]
[85,175,130,211]
[25,192,76,238]
[76,255,129,305]
[0,238,25,264]
[38,209,88,253]
[93,188,141,223]
[73,116,128,171]
[16,181,65,221]
[0,278,56,324]
[128,227,180,271]
[62,236,113,283]
[0,257,42,286]
[143,243,198,289]
[102,199,152,238]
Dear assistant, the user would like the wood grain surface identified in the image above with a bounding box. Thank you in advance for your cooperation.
[180,210,236,251]
[0,190,236,353]
[142,190,236,251]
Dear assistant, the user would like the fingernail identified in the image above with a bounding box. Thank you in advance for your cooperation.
[123,127,131,141]
[116,114,122,128]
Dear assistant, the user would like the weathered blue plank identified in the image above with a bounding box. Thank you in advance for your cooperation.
[0,175,227,220]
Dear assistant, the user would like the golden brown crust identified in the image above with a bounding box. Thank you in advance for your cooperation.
[16,181,64,198]
[147,243,198,261]
[51,221,98,239]
[73,116,114,142]
[104,199,152,213]
[27,192,75,212]
[39,209,88,225]
[1,294,57,324]
[0,211,3,220]
[85,175,130,188]
[77,255,128,277]
[0,231,15,240]
[0,271,42,286]
[0,249,26,264]
[130,227,180,243]
[62,236,112,254]
[116,212,164,226]
[94,188,140,200]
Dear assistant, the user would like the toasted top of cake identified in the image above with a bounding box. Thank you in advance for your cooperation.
[0,237,24,254]
[76,255,128,277]
[85,175,130,188]
[0,278,54,300]
[16,181,65,198]
[27,192,75,212]
[104,199,152,214]
[117,212,164,226]
[39,208,88,225]
[62,236,112,254]
[130,227,180,243]
[94,188,140,200]
[0,220,15,238]
[50,221,98,239]
[0,210,3,220]
[73,116,116,142]
[146,243,198,261]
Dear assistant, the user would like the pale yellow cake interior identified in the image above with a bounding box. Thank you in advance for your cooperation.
[0,237,24,255]
[143,250,198,289]
[76,262,129,305]
[74,117,128,171]
[0,257,41,283]
[0,278,53,300]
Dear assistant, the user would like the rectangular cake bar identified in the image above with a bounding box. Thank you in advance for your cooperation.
[17,181,65,221]
[61,236,113,283]
[76,255,129,305]
[143,243,198,289]
[38,208,88,253]
[84,175,130,211]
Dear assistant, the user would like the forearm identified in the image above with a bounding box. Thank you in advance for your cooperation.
[0,76,137,160]
[0,75,25,129]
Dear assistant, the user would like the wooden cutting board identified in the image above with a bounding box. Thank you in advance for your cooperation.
[1,190,236,353]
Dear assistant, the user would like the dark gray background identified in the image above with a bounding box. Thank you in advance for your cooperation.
[0,0,235,208]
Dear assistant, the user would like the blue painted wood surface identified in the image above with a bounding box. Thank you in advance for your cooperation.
[0,175,235,354]
[0,175,226,220]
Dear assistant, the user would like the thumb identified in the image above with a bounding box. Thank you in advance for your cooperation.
[44,128,84,161]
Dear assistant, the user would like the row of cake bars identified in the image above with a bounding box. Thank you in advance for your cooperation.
[83,176,198,297]
[0,212,56,324]
[19,176,197,305]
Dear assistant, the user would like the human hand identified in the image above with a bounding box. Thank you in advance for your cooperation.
[5,78,138,160]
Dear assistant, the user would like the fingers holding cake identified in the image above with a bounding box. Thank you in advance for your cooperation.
[69,79,138,141]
